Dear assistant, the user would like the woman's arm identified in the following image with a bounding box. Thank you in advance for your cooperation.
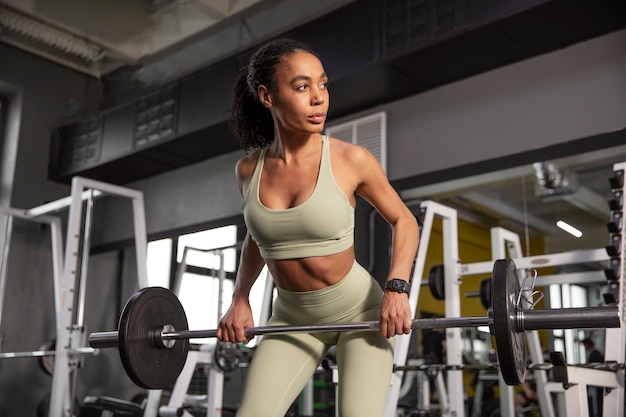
[350,144,420,338]
[217,232,266,343]
[217,156,266,343]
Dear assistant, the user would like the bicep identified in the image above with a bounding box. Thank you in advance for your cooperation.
[354,148,407,225]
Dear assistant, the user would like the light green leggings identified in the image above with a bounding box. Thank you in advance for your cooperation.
[236,261,395,417]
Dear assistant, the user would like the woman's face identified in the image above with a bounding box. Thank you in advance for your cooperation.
[262,51,329,136]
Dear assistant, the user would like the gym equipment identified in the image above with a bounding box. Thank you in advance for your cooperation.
[426,264,492,309]
[88,258,620,389]
[0,342,97,371]
[214,341,245,372]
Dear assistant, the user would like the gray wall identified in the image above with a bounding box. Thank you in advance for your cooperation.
[360,28,625,182]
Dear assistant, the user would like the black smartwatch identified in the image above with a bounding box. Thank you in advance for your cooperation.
[385,278,410,295]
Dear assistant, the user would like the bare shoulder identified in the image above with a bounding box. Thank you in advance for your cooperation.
[235,151,261,179]
[330,138,373,163]
[235,151,262,194]
[327,137,374,167]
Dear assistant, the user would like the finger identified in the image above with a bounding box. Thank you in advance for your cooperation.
[379,321,388,338]
[236,328,247,344]
[403,318,412,334]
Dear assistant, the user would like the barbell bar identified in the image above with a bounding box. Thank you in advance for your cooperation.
[88,259,620,389]
[0,347,98,359]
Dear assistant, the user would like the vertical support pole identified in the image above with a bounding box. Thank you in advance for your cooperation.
[602,161,626,417]
[440,203,464,417]
[383,201,429,417]
[207,358,225,417]
[131,191,149,289]
[299,378,314,417]
[50,177,88,417]
[0,214,13,329]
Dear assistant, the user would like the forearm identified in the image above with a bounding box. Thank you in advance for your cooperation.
[232,233,266,301]
[387,212,419,282]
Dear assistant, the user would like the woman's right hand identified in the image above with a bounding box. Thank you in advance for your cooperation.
[216,298,255,344]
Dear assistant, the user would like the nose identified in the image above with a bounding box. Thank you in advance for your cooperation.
[311,86,325,105]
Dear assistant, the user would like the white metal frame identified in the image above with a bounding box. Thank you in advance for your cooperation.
[384,200,464,417]
[24,177,150,417]
[0,207,65,333]
[488,227,555,417]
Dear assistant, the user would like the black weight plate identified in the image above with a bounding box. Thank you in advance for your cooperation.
[214,341,242,372]
[37,339,56,376]
[428,264,445,300]
[479,278,491,309]
[492,259,526,385]
[118,287,189,389]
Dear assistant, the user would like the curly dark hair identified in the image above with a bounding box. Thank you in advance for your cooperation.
[229,38,319,152]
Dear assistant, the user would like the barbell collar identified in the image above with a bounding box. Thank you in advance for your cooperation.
[88,332,119,349]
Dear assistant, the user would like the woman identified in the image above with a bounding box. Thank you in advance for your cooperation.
[216,38,419,417]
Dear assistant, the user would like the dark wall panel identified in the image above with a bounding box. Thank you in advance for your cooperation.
[177,58,239,136]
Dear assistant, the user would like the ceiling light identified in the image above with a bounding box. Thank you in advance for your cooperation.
[532,161,576,197]
[0,5,106,76]
[556,220,582,238]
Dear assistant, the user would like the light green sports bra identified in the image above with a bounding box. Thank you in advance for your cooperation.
[242,135,355,260]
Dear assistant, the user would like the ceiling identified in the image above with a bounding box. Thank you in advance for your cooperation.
[0,0,356,78]
[1,0,625,257]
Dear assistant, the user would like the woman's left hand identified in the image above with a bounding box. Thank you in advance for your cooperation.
[378,291,413,338]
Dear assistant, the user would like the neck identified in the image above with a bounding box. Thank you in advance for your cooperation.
[270,132,323,161]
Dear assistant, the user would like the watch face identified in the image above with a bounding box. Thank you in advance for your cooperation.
[388,279,408,292]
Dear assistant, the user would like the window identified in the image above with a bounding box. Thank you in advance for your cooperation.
[146,238,173,288]
[146,225,273,347]
[549,283,589,363]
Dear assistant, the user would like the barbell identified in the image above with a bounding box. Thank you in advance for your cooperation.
[88,259,620,389]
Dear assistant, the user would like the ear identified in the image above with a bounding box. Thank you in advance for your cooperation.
[258,85,273,108]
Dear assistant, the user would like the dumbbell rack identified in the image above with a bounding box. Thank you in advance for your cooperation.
[541,162,625,417]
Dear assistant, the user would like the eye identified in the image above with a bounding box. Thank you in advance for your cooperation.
[296,84,309,91]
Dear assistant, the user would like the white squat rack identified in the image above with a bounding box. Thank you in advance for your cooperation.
[0,176,150,417]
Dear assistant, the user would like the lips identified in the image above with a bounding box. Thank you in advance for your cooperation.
[308,113,326,123]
